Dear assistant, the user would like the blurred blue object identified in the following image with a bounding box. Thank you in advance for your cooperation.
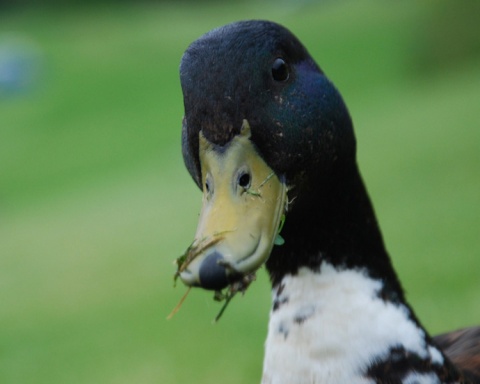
[0,35,44,97]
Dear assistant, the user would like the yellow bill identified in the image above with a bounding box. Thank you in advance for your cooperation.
[177,120,287,290]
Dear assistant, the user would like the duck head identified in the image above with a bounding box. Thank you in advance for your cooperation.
[178,20,356,290]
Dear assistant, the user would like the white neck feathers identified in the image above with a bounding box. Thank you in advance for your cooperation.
[261,263,443,384]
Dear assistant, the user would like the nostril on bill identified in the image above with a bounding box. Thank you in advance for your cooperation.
[199,251,229,290]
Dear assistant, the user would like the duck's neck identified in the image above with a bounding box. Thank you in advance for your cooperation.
[263,164,462,383]
[266,162,401,293]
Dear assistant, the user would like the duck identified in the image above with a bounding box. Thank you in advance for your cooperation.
[176,20,480,383]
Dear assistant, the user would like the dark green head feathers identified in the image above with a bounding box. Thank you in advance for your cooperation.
[179,20,394,288]
[181,20,355,190]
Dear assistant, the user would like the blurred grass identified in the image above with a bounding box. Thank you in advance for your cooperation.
[0,1,479,383]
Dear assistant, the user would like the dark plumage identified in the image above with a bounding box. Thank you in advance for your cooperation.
[435,327,480,380]
[178,20,480,383]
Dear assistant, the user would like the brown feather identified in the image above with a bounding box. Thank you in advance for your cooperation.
[434,326,480,381]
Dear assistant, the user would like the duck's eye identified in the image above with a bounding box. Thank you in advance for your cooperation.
[238,172,251,189]
[205,176,213,194]
[271,58,289,82]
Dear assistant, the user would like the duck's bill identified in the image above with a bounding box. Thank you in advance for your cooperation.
[177,120,287,290]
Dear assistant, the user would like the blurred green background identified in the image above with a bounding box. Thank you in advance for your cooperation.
[0,1,479,383]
